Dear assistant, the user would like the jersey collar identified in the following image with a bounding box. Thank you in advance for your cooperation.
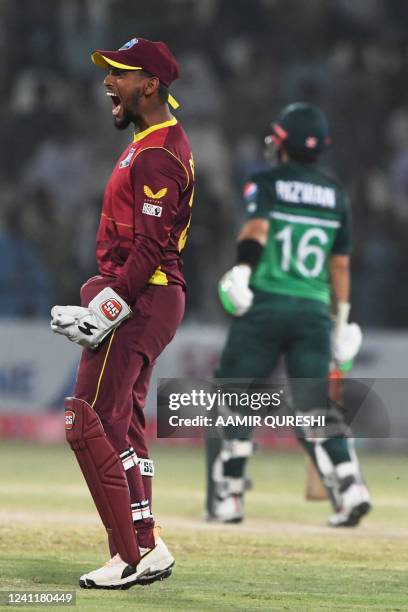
[133,116,177,143]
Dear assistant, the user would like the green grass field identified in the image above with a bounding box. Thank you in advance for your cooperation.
[0,441,407,611]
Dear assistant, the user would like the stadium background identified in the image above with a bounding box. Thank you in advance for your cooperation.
[2,0,408,324]
[1,0,407,441]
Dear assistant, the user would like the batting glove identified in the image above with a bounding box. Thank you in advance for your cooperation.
[332,302,362,364]
[50,288,131,349]
[218,264,253,316]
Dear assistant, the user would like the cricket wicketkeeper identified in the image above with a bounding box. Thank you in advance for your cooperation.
[50,37,194,589]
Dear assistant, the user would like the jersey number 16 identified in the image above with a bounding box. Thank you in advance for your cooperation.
[275,225,328,278]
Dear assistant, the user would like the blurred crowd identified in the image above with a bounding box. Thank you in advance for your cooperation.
[1,0,408,326]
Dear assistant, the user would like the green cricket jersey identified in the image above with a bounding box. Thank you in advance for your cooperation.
[243,161,352,304]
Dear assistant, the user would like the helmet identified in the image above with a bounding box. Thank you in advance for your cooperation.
[266,102,331,161]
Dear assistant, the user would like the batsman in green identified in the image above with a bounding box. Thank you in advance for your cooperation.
[206,102,371,527]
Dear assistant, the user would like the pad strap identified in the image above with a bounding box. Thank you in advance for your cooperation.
[119,449,155,477]
[214,475,247,499]
[221,439,253,461]
[139,458,155,477]
[131,499,153,521]
[120,447,138,471]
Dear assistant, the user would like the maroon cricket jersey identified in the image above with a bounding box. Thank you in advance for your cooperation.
[96,117,194,304]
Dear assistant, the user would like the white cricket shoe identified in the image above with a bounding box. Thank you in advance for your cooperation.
[79,536,175,589]
[329,483,371,527]
[212,495,244,523]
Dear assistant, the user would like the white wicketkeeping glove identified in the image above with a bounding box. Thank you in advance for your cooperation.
[218,264,254,316]
[50,288,131,349]
[332,302,362,364]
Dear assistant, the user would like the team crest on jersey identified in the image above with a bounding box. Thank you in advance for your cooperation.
[143,185,168,200]
[143,202,162,217]
[243,182,258,200]
[119,38,139,50]
[119,147,136,169]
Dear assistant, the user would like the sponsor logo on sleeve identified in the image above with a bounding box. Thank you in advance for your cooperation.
[100,299,123,321]
[143,202,162,217]
[243,182,258,201]
[65,410,75,430]
[143,185,168,199]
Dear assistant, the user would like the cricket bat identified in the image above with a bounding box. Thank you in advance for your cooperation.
[304,360,352,501]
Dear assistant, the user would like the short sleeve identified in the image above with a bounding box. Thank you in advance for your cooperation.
[331,192,352,255]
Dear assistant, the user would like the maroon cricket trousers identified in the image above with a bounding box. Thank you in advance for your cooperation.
[74,275,185,548]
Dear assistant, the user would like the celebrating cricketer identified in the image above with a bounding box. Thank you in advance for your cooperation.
[50,37,194,589]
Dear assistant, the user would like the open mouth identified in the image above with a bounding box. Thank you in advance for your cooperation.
[106,91,122,116]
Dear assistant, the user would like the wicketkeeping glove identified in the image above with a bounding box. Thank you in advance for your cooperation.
[332,302,362,364]
[218,264,253,316]
[50,287,131,349]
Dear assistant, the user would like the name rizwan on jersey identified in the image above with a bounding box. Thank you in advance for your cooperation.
[276,180,336,209]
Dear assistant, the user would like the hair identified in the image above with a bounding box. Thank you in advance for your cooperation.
[158,82,169,105]
[140,70,169,105]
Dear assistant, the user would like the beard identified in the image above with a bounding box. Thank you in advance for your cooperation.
[113,111,133,131]
[113,89,143,131]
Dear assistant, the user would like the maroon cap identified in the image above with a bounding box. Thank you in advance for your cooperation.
[91,37,179,88]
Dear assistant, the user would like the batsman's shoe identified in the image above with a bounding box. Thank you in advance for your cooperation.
[211,495,244,524]
[79,536,175,589]
[328,483,371,527]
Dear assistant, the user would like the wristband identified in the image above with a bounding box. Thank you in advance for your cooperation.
[236,239,264,268]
